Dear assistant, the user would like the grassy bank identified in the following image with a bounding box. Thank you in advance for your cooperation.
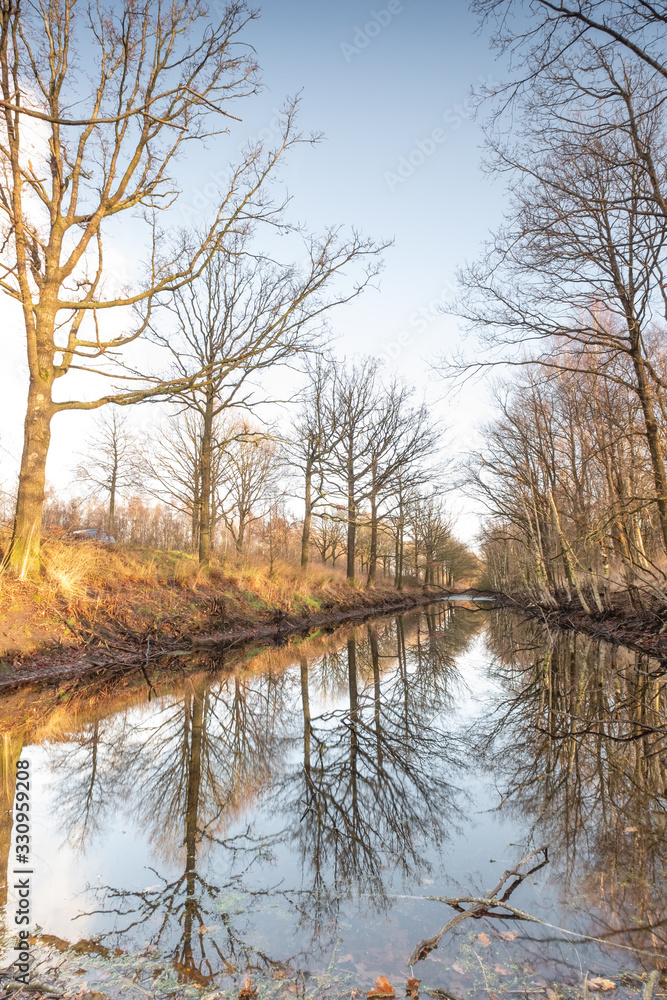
[0,537,453,687]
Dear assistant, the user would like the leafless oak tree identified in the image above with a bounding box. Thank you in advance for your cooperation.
[0,0,357,576]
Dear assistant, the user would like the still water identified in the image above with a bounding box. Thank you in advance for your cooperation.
[1,602,665,999]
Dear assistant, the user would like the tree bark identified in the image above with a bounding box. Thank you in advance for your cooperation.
[5,378,55,576]
[109,464,117,535]
[367,494,378,587]
[236,515,246,553]
[630,347,667,555]
[198,394,214,566]
[346,466,356,584]
[301,459,313,568]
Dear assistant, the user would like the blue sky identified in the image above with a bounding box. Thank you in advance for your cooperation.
[229,0,506,378]
[3,0,508,540]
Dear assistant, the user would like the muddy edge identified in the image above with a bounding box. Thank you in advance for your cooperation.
[0,590,492,694]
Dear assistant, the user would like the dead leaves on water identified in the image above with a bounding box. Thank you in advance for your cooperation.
[238,978,258,999]
[366,975,423,999]
[367,976,396,998]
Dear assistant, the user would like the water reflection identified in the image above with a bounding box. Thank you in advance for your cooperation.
[482,610,667,962]
[2,605,479,985]
[1,602,665,997]
[277,619,466,952]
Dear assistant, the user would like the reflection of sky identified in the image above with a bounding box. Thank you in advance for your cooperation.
[1,1,505,541]
[3,607,656,991]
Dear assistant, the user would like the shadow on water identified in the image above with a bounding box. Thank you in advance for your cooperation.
[0,601,665,999]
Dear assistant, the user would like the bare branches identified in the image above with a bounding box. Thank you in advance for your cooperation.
[407,846,549,966]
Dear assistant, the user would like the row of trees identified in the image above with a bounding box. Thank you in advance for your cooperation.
[0,0,383,576]
[36,358,477,589]
[460,0,667,606]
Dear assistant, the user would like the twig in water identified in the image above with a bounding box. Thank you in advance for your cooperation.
[643,970,661,1000]
[407,846,549,965]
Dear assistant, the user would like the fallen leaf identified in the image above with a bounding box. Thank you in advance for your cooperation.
[624,827,638,834]
[239,979,258,999]
[406,977,421,995]
[589,979,616,992]
[452,963,465,975]
[494,965,511,976]
[498,931,518,941]
[368,976,396,998]
[477,932,491,947]
[546,989,559,1000]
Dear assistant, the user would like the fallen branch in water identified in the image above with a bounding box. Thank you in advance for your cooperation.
[407,846,549,965]
[407,845,667,967]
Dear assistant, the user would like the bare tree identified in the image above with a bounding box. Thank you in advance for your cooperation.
[142,411,206,550]
[153,233,380,567]
[364,382,439,586]
[217,420,277,554]
[74,410,141,534]
[311,509,346,567]
[473,1,667,88]
[283,356,338,568]
[0,0,385,576]
[454,53,667,554]
[322,359,380,585]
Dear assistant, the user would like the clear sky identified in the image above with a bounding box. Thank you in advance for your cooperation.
[2,0,507,541]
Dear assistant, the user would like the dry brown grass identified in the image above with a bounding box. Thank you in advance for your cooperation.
[0,533,413,660]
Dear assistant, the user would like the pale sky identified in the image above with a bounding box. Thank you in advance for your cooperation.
[3,0,508,542]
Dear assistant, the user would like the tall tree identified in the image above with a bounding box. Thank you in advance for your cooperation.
[217,420,277,553]
[323,359,380,585]
[364,382,439,586]
[75,410,140,534]
[153,237,379,567]
[284,357,337,568]
[0,0,379,576]
[455,54,667,553]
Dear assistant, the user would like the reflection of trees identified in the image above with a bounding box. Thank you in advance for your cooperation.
[0,729,24,921]
[52,672,293,984]
[37,604,484,980]
[482,610,667,960]
[276,608,483,955]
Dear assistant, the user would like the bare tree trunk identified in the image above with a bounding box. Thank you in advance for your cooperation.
[301,459,313,568]
[198,395,214,566]
[367,494,378,586]
[630,348,667,555]
[5,380,54,576]
[547,489,591,613]
[109,467,117,535]
[395,517,405,590]
[236,515,246,553]
[346,467,356,584]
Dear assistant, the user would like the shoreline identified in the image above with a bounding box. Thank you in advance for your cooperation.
[0,586,479,693]
[496,592,667,659]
